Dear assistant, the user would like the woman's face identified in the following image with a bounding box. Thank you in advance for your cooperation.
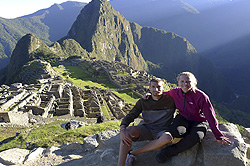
[178,75,192,93]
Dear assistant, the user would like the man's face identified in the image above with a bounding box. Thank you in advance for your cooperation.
[149,81,164,97]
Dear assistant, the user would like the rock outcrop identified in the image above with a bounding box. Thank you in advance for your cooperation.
[0,123,248,166]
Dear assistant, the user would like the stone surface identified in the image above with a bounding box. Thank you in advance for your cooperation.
[83,134,99,149]
[202,123,247,166]
[24,147,45,163]
[0,148,29,165]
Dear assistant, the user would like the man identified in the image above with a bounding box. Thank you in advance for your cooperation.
[117,78,176,166]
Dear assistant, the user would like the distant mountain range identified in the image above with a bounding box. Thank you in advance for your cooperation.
[205,34,250,102]
[111,0,250,53]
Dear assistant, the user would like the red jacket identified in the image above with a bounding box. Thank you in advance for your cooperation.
[164,88,223,140]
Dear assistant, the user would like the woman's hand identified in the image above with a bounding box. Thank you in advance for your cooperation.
[143,92,151,100]
[216,136,231,146]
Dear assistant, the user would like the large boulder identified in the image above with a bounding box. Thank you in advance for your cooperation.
[201,123,247,166]
[80,123,247,166]
[0,148,29,165]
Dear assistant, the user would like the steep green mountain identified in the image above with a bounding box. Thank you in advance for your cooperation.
[0,16,50,68]
[5,34,56,84]
[3,33,92,84]
[0,1,86,69]
[61,0,147,71]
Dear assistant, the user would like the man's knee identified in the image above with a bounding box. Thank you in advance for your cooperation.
[126,126,140,138]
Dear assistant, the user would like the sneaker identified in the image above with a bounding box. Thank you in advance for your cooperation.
[125,153,137,166]
[156,153,168,163]
[156,148,169,163]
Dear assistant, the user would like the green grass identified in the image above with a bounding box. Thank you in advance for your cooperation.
[54,65,118,90]
[0,126,26,143]
[0,120,121,152]
[101,104,113,120]
[113,90,140,105]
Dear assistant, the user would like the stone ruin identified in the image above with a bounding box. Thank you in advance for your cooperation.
[0,58,170,126]
[0,80,132,125]
[72,59,154,95]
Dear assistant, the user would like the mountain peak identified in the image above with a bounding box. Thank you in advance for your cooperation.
[50,3,64,10]
[64,0,147,70]
[5,34,45,84]
[66,0,113,52]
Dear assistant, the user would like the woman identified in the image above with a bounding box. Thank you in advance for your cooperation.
[145,71,231,163]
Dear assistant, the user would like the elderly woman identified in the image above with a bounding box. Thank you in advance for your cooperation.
[145,71,231,163]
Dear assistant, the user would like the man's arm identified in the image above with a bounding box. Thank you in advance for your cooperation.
[120,99,143,127]
[119,99,143,146]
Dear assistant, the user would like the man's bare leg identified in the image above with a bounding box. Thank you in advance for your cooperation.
[131,132,172,156]
[117,126,140,166]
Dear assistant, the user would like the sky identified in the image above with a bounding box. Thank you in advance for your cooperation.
[0,0,92,19]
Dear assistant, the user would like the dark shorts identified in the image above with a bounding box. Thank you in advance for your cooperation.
[135,124,170,141]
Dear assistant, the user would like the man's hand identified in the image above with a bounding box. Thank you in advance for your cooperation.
[120,129,134,147]
[143,92,151,100]
[216,136,231,146]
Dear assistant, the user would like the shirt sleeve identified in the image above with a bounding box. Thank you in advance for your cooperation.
[163,89,173,97]
[200,95,224,140]
[120,99,143,127]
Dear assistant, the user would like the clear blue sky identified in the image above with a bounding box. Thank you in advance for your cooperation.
[0,0,92,19]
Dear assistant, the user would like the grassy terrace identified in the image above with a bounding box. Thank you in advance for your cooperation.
[0,121,121,152]
[53,64,140,105]
[54,65,117,90]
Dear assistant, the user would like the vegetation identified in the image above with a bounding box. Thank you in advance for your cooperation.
[0,120,121,152]
[114,90,139,105]
[212,100,250,128]
[30,47,60,65]
[53,65,118,90]
[0,126,27,144]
